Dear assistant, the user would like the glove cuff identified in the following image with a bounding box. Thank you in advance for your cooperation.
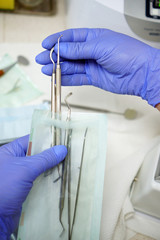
[0,217,10,240]
[141,48,160,107]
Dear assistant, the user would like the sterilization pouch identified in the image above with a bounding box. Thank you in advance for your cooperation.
[17,109,107,240]
[0,54,42,107]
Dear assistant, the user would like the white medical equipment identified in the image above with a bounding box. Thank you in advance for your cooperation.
[66,0,160,48]
[131,142,160,219]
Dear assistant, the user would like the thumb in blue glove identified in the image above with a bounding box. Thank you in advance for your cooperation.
[0,135,67,240]
[36,28,160,107]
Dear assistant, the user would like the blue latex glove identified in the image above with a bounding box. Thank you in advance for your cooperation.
[36,28,160,107]
[0,135,67,240]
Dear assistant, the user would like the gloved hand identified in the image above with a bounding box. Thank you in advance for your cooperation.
[36,28,160,107]
[0,135,67,240]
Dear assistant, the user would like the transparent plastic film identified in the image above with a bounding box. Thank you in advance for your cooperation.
[17,109,107,240]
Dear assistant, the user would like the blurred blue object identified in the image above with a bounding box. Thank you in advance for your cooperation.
[0,103,49,145]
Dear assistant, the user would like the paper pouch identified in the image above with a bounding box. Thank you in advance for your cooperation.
[18,109,107,240]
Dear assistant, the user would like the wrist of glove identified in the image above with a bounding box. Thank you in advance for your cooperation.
[0,216,11,240]
[142,49,160,107]
[0,212,21,240]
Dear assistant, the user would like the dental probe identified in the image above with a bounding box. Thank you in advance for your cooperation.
[44,47,56,177]
[56,35,63,145]
[56,35,63,116]
[50,47,56,115]
[50,46,56,146]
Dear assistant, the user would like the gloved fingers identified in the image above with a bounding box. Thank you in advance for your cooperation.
[26,145,67,180]
[61,74,91,86]
[41,65,90,86]
[54,41,97,60]
[41,64,52,76]
[1,135,29,157]
[35,50,56,65]
[42,28,90,50]
[35,50,64,65]
[41,61,86,76]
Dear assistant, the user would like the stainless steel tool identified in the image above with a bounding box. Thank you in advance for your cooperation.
[56,35,63,145]
[50,46,56,147]
[50,36,63,146]
[56,35,63,116]
[47,36,63,179]
[0,55,29,77]
[62,103,138,120]
[59,93,72,236]
[70,128,88,240]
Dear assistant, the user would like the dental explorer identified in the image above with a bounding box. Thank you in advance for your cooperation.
[50,46,56,146]
[59,93,72,236]
[56,35,63,145]
[43,47,56,177]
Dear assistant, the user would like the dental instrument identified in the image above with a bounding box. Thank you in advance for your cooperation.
[0,55,29,77]
[56,35,63,145]
[70,128,88,239]
[59,93,72,236]
[50,46,56,117]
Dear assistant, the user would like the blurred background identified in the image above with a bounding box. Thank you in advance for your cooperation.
[1,1,160,239]
[0,0,65,42]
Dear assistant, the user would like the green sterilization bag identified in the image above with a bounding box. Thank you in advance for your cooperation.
[17,109,107,240]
